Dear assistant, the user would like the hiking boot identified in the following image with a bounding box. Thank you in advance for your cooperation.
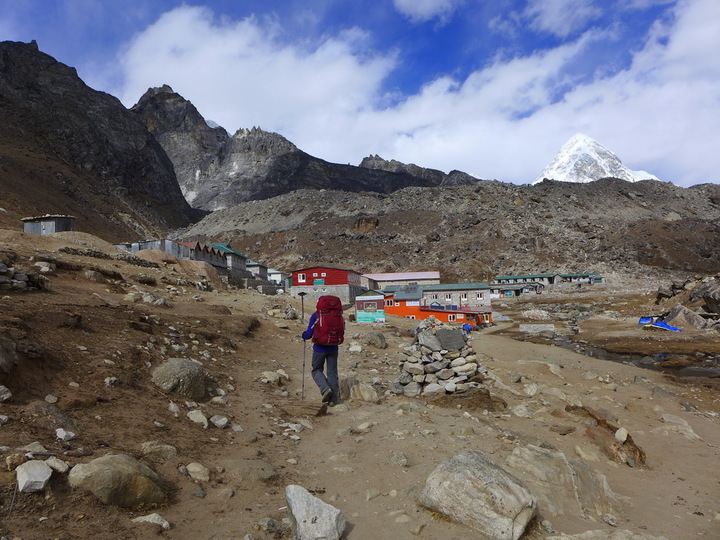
[321,387,333,403]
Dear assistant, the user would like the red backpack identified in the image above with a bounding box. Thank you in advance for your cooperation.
[312,295,345,345]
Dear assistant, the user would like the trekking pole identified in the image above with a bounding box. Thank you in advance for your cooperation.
[301,339,307,400]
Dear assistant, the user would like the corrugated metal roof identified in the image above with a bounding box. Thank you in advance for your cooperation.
[21,214,75,221]
[421,282,490,291]
[362,271,440,281]
[495,274,557,280]
[292,265,360,274]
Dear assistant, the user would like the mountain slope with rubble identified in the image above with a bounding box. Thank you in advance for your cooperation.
[1,229,719,540]
[177,178,720,280]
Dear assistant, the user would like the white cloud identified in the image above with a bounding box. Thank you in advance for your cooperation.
[116,1,720,187]
[118,6,395,136]
[523,0,603,38]
[392,0,463,23]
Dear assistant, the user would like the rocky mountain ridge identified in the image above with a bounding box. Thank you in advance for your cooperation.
[0,41,194,240]
[132,86,439,211]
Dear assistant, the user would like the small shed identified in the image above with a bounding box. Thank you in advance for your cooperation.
[355,290,386,323]
[21,215,75,235]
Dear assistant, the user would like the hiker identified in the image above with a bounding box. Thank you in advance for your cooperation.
[301,295,345,405]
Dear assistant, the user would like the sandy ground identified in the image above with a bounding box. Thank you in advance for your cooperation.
[0,230,719,539]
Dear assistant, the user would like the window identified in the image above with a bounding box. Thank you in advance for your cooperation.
[448,314,456,322]
[445,293,452,301]
[405,315,416,319]
[476,292,484,300]
[298,273,306,283]
[461,293,468,300]
[364,302,377,310]
[385,299,393,307]
[321,272,327,277]
[312,272,318,277]
[431,294,438,300]
[395,301,400,306]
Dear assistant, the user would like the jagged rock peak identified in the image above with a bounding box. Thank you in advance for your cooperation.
[360,154,477,186]
[231,126,297,152]
[534,133,659,185]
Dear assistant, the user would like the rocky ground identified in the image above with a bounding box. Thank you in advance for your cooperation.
[1,230,719,540]
[176,179,720,283]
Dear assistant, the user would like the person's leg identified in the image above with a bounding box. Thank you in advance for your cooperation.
[325,350,339,403]
[310,350,330,395]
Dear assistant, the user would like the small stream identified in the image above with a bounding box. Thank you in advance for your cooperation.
[542,335,720,378]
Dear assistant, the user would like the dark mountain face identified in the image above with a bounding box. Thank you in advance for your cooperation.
[132,87,438,210]
[0,41,193,240]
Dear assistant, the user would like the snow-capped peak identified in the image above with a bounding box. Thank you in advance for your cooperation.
[533,133,659,185]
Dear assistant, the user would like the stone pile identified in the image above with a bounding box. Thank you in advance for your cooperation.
[0,261,48,291]
[392,319,485,397]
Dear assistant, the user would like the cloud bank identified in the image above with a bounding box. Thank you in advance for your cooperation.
[106,0,719,186]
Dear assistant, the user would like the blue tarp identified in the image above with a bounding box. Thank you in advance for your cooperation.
[647,320,682,332]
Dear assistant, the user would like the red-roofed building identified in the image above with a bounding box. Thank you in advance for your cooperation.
[291,266,362,304]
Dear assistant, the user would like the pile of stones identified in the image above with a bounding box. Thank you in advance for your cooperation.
[391,319,485,397]
[0,260,49,291]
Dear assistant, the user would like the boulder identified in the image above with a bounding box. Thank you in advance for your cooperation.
[418,451,537,540]
[505,444,621,518]
[16,460,53,492]
[690,280,720,314]
[434,328,466,351]
[349,382,380,403]
[140,441,178,462]
[68,454,165,507]
[285,484,346,540]
[664,304,711,330]
[151,358,207,400]
[362,331,387,349]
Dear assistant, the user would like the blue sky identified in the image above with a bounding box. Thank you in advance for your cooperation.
[2,0,719,186]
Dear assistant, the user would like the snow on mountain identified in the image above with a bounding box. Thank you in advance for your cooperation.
[533,134,659,185]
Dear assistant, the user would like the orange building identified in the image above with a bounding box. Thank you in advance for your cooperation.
[383,289,492,326]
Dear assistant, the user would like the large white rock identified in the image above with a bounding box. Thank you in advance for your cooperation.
[505,444,621,518]
[16,460,53,492]
[286,484,346,540]
[418,451,537,540]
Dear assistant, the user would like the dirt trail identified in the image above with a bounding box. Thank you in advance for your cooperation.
[1,231,719,539]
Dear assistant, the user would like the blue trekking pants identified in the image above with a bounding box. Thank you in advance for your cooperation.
[311,349,339,401]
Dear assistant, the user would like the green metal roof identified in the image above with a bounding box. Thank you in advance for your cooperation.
[210,243,246,258]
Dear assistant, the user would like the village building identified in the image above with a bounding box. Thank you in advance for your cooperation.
[209,243,247,274]
[267,268,290,287]
[21,215,75,235]
[361,271,440,291]
[116,239,191,259]
[177,241,227,268]
[290,266,363,304]
[493,272,603,286]
[245,258,269,280]
[493,273,560,286]
[382,283,493,326]
[490,282,544,298]
[354,290,386,323]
